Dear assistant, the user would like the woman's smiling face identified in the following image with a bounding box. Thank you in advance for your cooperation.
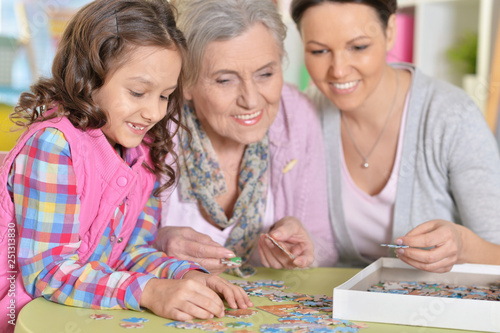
[184,23,283,147]
[300,2,395,112]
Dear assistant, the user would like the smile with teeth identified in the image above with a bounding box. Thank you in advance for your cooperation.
[331,80,359,90]
[233,110,262,120]
[128,123,146,131]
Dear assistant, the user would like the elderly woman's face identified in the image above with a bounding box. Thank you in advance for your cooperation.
[184,23,283,146]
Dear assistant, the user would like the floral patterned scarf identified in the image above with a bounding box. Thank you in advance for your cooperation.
[178,105,269,277]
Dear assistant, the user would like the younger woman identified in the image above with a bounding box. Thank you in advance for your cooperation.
[291,0,500,272]
[0,1,250,331]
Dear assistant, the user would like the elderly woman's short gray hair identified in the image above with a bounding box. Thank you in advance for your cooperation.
[171,0,287,87]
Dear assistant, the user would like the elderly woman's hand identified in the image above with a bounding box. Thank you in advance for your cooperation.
[258,216,315,269]
[154,226,239,274]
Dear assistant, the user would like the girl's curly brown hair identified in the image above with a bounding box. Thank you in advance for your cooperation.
[10,0,187,196]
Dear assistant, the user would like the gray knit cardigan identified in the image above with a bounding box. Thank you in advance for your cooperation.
[310,63,500,267]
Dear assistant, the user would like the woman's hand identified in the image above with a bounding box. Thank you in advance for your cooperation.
[154,226,239,274]
[396,220,500,272]
[394,219,465,273]
[140,271,252,321]
[258,216,315,269]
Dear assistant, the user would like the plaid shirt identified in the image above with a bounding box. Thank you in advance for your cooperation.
[7,127,205,310]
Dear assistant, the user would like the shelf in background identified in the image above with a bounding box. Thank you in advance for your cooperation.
[394,0,499,113]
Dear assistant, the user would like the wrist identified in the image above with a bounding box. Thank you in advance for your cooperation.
[140,278,159,309]
[182,269,206,279]
[457,224,486,264]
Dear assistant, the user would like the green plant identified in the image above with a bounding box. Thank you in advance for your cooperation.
[446,32,478,74]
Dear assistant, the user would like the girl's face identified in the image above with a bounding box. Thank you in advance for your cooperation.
[300,2,395,112]
[183,23,283,147]
[92,46,182,148]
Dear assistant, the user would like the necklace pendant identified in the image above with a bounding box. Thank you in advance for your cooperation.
[362,162,369,168]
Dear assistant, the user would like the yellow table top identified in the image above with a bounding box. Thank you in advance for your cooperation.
[0,103,22,152]
[15,267,467,333]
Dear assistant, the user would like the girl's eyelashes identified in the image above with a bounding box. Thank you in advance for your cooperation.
[130,90,170,101]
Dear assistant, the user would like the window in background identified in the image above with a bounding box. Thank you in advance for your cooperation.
[0,0,91,105]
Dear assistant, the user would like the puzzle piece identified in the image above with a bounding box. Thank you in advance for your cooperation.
[264,233,296,260]
[380,243,409,249]
[122,317,149,323]
[165,320,227,331]
[165,321,198,329]
[292,308,319,315]
[226,321,253,328]
[196,320,227,331]
[280,314,330,324]
[257,304,301,317]
[224,308,258,318]
[89,313,114,320]
[221,257,242,266]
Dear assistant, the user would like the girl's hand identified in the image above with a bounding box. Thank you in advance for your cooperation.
[258,216,315,269]
[394,219,465,273]
[140,272,252,322]
[183,270,253,310]
[140,276,225,321]
[154,227,238,274]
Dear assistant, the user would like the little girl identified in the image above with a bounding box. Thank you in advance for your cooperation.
[0,0,251,331]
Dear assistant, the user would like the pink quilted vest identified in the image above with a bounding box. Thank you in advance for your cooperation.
[0,115,156,332]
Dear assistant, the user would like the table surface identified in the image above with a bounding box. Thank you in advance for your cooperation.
[15,267,469,333]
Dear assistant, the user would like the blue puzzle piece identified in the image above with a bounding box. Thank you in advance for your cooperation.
[122,317,149,323]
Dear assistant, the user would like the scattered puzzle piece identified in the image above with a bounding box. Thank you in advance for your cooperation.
[257,304,301,317]
[225,308,258,318]
[165,321,197,329]
[196,320,227,331]
[165,320,227,331]
[122,317,149,323]
[226,321,254,328]
[89,313,114,320]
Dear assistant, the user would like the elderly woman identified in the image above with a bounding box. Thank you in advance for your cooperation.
[155,0,337,276]
[290,0,500,272]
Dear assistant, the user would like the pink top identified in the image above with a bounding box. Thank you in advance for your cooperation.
[341,88,411,260]
[0,114,202,333]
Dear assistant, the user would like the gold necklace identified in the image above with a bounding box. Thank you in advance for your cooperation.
[341,70,400,169]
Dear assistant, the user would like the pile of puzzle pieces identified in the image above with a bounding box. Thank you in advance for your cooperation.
[89,279,368,332]
[230,279,366,332]
[368,281,500,300]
